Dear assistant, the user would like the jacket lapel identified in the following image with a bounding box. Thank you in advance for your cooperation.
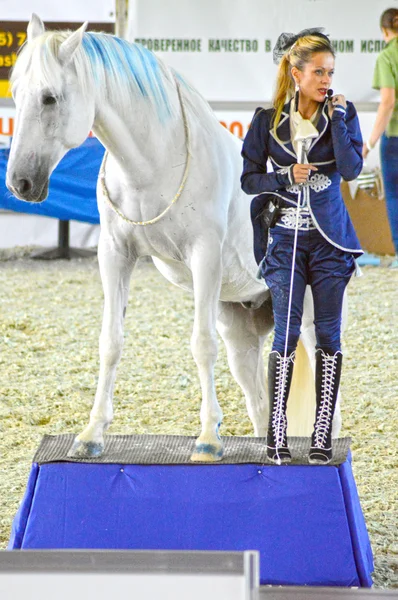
[308,100,329,153]
[269,98,330,161]
[270,99,297,160]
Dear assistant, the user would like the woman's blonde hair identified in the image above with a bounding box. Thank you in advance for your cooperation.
[272,35,335,134]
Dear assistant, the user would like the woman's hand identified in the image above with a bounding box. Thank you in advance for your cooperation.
[328,94,347,118]
[362,143,370,159]
[292,164,318,184]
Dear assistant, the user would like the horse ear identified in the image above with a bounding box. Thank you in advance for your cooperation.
[27,13,45,43]
[58,22,88,66]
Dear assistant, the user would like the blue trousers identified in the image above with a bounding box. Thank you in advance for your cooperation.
[380,133,398,255]
[263,227,355,355]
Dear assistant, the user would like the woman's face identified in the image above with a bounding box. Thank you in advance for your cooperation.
[293,52,335,104]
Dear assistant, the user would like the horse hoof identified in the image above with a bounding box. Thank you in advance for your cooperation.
[67,439,104,459]
[190,443,224,463]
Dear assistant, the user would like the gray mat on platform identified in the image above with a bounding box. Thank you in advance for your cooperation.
[33,434,351,466]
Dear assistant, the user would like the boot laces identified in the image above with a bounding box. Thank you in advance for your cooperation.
[314,353,338,448]
[272,352,295,448]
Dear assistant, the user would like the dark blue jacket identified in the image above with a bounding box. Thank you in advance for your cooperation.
[241,98,364,263]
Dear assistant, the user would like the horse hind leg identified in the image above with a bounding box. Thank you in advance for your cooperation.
[286,286,317,437]
[68,237,136,458]
[220,290,326,439]
[287,286,343,438]
[216,300,274,437]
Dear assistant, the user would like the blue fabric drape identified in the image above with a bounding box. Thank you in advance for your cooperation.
[0,138,103,224]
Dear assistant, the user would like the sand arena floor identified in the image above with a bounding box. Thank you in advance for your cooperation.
[0,249,396,588]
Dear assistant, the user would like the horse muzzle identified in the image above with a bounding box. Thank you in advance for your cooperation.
[6,174,49,203]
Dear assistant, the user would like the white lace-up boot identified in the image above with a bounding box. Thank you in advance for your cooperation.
[266,350,295,464]
[309,349,343,465]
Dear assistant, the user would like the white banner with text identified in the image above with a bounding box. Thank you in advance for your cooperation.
[128,0,398,103]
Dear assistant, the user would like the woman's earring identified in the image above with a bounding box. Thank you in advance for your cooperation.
[294,82,299,112]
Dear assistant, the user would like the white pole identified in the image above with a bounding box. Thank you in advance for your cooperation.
[115,0,128,39]
[274,129,316,464]
[282,137,310,361]
[281,122,318,364]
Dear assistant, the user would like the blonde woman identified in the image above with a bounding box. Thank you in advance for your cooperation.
[241,29,363,464]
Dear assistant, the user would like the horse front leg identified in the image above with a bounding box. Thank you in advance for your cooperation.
[189,238,224,462]
[69,237,136,458]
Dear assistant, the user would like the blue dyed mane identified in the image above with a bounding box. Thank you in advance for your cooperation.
[81,33,174,120]
[11,31,185,123]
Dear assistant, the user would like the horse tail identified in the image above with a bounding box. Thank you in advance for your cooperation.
[286,337,316,437]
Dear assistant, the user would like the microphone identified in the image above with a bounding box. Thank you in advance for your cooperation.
[327,89,334,103]
[295,87,299,112]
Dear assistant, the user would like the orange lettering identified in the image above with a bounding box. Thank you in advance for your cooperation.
[230,121,243,138]
[0,117,13,136]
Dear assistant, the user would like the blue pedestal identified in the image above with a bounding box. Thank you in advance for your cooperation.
[9,455,373,587]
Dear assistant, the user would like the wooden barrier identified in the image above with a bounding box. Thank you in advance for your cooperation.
[342,182,395,256]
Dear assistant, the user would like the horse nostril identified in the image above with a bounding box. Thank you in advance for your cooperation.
[16,178,33,195]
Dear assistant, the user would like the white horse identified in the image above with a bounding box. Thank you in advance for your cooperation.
[6,15,343,462]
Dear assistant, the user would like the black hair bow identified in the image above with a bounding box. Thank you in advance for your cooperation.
[272,27,330,65]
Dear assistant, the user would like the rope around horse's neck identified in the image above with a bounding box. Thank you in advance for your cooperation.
[99,76,191,226]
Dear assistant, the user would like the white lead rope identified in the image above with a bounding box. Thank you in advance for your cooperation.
[282,184,304,362]
[275,139,311,463]
[99,76,191,226]
[282,139,310,365]
[271,114,319,463]
[281,132,315,367]
[273,177,303,464]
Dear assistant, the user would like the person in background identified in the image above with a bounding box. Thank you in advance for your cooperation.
[363,8,398,268]
[241,29,363,465]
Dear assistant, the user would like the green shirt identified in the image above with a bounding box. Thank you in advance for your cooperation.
[373,37,398,136]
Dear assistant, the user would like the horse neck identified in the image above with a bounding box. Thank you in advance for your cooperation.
[92,92,184,187]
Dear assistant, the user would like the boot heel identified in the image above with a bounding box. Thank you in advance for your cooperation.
[308,447,332,465]
[267,445,292,464]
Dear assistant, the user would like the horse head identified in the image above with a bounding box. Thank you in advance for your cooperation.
[6,15,94,202]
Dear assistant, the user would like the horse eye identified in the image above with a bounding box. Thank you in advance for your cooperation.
[42,95,57,106]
